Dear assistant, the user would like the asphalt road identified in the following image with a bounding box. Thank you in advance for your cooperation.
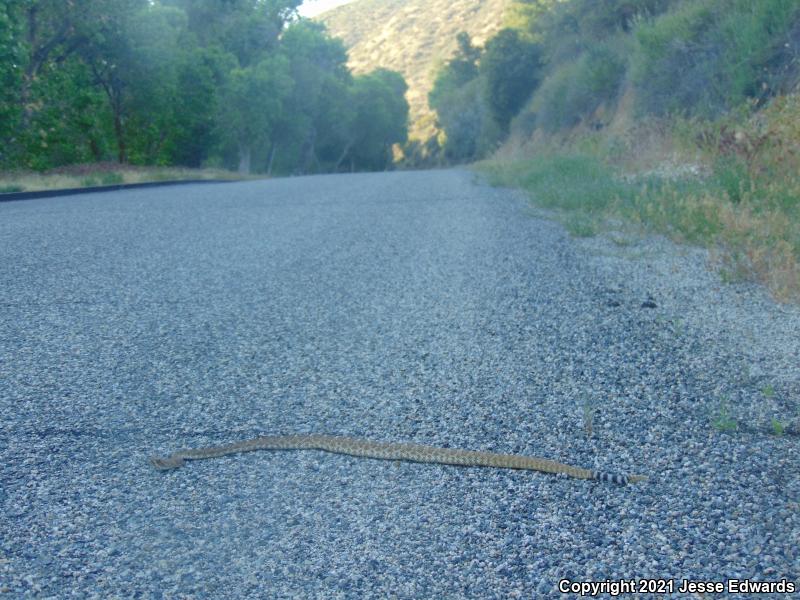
[1,170,798,598]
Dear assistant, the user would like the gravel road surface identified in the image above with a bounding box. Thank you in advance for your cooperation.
[1,169,798,598]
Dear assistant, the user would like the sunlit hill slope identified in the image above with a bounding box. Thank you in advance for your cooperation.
[318,0,512,142]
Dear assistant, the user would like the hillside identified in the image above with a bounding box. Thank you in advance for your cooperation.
[318,0,512,141]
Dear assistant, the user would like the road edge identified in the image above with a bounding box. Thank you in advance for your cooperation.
[0,179,238,203]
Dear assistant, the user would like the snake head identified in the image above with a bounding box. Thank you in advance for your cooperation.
[150,455,185,470]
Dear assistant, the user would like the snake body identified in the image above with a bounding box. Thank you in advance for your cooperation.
[150,434,646,485]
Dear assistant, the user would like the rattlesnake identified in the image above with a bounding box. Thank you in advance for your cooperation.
[150,434,647,485]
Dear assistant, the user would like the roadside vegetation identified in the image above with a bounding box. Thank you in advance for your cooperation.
[0,163,249,194]
[427,0,800,302]
[1,1,409,179]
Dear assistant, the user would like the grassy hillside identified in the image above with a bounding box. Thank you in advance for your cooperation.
[477,0,800,302]
[319,0,512,141]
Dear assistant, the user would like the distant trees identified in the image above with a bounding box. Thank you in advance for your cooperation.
[347,69,409,171]
[480,29,542,132]
[429,30,541,162]
[0,0,409,175]
[429,0,800,164]
[218,53,292,174]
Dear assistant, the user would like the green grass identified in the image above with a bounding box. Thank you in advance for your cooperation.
[563,214,597,238]
[712,397,739,433]
[479,147,800,302]
[80,172,124,187]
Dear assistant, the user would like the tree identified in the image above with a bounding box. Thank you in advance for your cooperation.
[346,69,409,171]
[0,2,26,166]
[162,0,302,65]
[217,53,293,174]
[15,0,108,131]
[429,32,501,162]
[434,77,500,162]
[0,0,411,174]
[169,45,234,167]
[428,32,480,110]
[480,28,542,132]
[271,21,351,174]
[79,2,185,163]
[2,0,141,168]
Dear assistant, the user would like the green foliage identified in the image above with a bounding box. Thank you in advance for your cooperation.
[269,21,352,174]
[347,70,409,171]
[123,5,189,165]
[430,0,676,158]
[429,33,490,162]
[429,29,537,162]
[564,214,597,237]
[16,60,109,170]
[712,398,738,433]
[479,29,542,132]
[428,32,481,111]
[80,172,125,187]
[0,2,24,167]
[2,0,408,176]
[101,172,124,185]
[529,43,626,132]
[487,154,629,212]
[633,0,800,117]
[454,0,800,150]
[710,156,752,205]
[526,0,676,66]
[164,0,302,67]
[505,0,558,33]
[480,1,800,303]
[432,77,502,163]
[168,46,231,167]
[217,53,293,174]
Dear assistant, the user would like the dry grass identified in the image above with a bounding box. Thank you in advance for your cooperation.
[0,163,254,194]
[479,93,800,304]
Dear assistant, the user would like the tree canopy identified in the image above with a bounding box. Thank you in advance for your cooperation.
[0,0,409,175]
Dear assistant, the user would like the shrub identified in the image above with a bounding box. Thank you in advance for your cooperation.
[528,44,627,132]
[435,77,502,162]
[633,0,800,117]
[479,29,543,132]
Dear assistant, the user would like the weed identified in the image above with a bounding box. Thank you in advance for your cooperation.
[609,234,635,247]
[582,398,594,438]
[564,215,596,238]
[529,43,627,133]
[712,397,738,433]
[672,318,686,337]
[633,0,800,118]
[99,172,124,185]
[479,140,800,303]
[771,418,786,436]
[762,384,776,398]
